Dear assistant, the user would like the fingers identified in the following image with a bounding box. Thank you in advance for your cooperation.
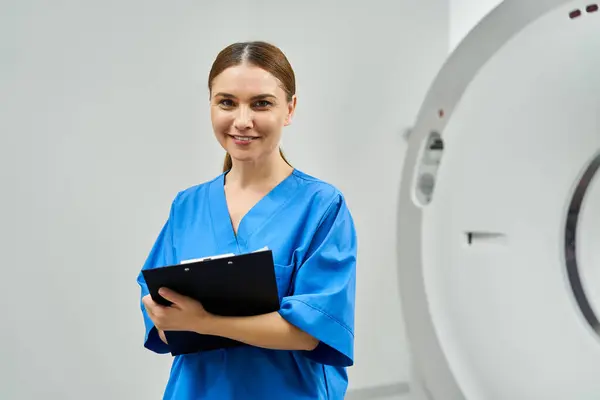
[142,296,168,329]
[142,291,188,332]
[158,329,168,344]
[142,294,152,305]
[158,287,185,306]
[142,295,163,318]
[142,295,153,311]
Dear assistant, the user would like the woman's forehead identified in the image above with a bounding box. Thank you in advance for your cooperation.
[212,65,284,97]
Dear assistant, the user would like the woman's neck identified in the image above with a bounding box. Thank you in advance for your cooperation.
[226,155,293,190]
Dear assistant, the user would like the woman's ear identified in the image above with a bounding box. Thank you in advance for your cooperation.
[284,95,297,126]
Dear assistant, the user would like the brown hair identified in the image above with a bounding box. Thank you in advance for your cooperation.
[207,41,295,172]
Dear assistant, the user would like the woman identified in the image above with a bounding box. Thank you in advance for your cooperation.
[137,41,357,400]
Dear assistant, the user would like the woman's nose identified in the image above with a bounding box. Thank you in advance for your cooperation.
[234,106,253,130]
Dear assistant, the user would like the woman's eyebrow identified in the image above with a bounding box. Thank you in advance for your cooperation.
[214,92,276,100]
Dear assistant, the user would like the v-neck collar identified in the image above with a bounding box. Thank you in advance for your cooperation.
[208,169,299,254]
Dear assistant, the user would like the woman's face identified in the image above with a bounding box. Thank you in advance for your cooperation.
[210,64,296,165]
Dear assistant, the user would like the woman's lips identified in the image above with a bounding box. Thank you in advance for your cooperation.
[229,134,259,145]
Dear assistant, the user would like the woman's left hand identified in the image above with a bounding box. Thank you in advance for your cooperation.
[142,288,212,334]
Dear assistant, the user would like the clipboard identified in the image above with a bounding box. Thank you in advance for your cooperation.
[142,249,280,356]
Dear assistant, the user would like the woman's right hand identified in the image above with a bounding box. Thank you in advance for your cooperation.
[158,329,168,344]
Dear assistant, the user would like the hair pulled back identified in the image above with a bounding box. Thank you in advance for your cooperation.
[208,41,295,172]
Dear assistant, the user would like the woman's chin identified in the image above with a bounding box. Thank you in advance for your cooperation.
[227,150,256,163]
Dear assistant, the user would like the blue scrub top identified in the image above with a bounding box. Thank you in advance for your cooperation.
[137,169,357,399]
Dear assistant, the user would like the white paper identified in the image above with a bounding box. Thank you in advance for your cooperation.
[252,246,269,253]
[180,253,235,264]
[179,246,269,264]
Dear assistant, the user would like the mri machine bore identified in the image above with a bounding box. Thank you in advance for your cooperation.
[398,0,600,399]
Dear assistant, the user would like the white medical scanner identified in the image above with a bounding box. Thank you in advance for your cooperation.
[397,0,600,398]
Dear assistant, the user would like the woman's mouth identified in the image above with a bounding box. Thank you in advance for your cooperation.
[229,135,258,145]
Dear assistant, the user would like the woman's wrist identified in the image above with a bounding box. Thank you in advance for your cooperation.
[194,312,220,336]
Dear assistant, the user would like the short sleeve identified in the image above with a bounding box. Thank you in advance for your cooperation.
[135,195,179,354]
[278,193,357,367]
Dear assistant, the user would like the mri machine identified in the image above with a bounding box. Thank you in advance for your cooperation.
[397,0,600,398]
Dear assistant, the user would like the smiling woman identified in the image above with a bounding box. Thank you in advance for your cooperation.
[137,41,358,400]
[207,41,295,173]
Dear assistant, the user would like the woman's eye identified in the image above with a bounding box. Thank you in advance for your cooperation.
[217,99,271,108]
[254,100,272,108]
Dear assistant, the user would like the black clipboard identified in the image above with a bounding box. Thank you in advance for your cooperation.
[142,249,280,356]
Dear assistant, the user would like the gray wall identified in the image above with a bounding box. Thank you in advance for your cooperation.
[0,1,448,398]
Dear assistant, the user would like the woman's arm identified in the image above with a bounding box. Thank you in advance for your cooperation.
[199,312,319,351]
[144,288,319,351]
